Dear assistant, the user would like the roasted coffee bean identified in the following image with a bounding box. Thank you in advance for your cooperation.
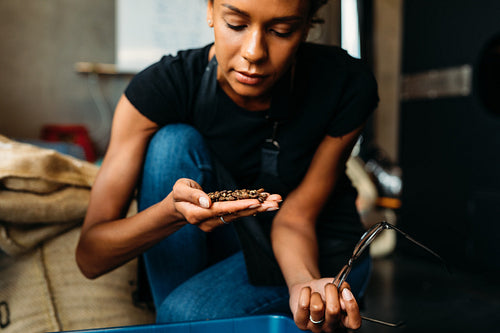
[207,188,268,203]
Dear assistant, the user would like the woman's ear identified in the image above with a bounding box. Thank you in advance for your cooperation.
[206,0,214,27]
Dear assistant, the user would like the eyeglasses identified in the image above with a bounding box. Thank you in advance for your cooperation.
[332,221,449,327]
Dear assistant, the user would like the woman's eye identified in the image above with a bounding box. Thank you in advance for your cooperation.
[270,25,296,38]
[226,22,246,31]
[271,29,293,38]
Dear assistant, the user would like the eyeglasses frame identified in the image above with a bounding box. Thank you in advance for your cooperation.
[332,221,449,327]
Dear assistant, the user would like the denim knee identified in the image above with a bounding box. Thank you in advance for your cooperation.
[145,124,212,173]
[155,252,290,323]
[138,124,214,211]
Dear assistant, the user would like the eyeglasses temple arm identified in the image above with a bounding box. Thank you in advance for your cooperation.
[333,265,405,328]
[361,315,405,327]
[388,224,452,274]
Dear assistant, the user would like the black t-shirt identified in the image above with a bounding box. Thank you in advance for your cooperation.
[125,42,379,284]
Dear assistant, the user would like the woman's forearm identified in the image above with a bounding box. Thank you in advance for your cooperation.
[76,193,185,279]
[271,214,321,289]
[271,132,364,289]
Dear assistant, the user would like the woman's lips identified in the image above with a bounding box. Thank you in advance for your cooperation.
[234,71,267,85]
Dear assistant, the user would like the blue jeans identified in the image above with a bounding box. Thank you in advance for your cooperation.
[137,124,371,323]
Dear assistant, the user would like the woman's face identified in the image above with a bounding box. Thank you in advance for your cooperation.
[207,0,310,110]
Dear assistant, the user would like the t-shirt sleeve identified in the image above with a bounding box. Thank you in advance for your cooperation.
[124,55,189,126]
[327,66,379,137]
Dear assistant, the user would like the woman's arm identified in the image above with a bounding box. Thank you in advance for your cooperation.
[76,95,280,279]
[76,94,173,278]
[271,125,364,332]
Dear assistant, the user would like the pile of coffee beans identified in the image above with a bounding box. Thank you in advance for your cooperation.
[207,188,269,203]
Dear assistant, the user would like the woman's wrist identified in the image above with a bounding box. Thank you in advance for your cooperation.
[286,270,320,290]
[159,192,185,222]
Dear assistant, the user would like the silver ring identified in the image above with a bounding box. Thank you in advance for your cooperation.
[309,315,324,325]
[219,216,229,224]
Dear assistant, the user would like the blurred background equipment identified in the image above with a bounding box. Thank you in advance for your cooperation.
[348,138,403,258]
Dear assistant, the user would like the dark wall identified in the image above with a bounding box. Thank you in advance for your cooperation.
[399,0,500,272]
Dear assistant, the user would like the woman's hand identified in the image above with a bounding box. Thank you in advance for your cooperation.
[170,178,282,232]
[289,278,361,333]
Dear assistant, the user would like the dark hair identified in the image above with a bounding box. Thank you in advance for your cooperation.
[309,0,329,24]
[208,0,329,24]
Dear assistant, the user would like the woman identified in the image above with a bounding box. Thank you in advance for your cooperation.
[76,0,378,332]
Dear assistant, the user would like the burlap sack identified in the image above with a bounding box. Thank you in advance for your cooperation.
[0,135,98,256]
[0,227,154,333]
[0,135,154,331]
[0,187,90,225]
[0,222,78,257]
[0,135,98,189]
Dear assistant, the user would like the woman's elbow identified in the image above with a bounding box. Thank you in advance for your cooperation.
[75,243,102,279]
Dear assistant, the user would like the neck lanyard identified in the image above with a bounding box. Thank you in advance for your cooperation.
[261,120,280,176]
[260,63,297,177]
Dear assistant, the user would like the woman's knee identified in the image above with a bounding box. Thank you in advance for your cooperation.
[154,252,290,323]
[149,124,203,147]
[142,124,213,182]
[156,292,200,323]
[139,124,214,209]
[145,124,208,166]
[156,281,290,323]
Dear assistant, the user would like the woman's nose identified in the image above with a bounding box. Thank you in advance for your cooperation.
[242,28,268,64]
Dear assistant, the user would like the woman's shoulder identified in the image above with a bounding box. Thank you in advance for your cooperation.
[153,43,213,80]
[299,42,347,58]
[299,42,371,74]
[298,42,376,90]
[124,44,213,126]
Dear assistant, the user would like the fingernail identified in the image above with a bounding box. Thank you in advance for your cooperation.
[248,204,260,209]
[199,197,209,208]
[342,288,353,301]
[266,207,279,212]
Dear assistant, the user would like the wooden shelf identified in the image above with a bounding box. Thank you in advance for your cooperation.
[74,62,135,75]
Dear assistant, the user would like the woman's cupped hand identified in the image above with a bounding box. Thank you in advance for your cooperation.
[169,178,282,232]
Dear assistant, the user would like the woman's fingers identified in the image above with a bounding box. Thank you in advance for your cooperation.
[176,196,269,230]
[309,292,326,330]
[266,193,282,202]
[324,282,361,331]
[174,179,281,210]
[291,280,362,332]
[294,287,328,333]
[324,283,341,330]
[294,287,311,329]
[292,282,362,332]
[172,178,209,206]
[172,179,282,230]
[309,292,325,321]
[340,287,361,329]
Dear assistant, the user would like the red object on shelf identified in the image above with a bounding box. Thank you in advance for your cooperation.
[41,124,96,162]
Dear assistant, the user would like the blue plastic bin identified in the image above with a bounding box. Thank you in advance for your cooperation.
[60,315,310,333]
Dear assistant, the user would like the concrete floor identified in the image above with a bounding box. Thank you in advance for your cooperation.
[359,252,500,333]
